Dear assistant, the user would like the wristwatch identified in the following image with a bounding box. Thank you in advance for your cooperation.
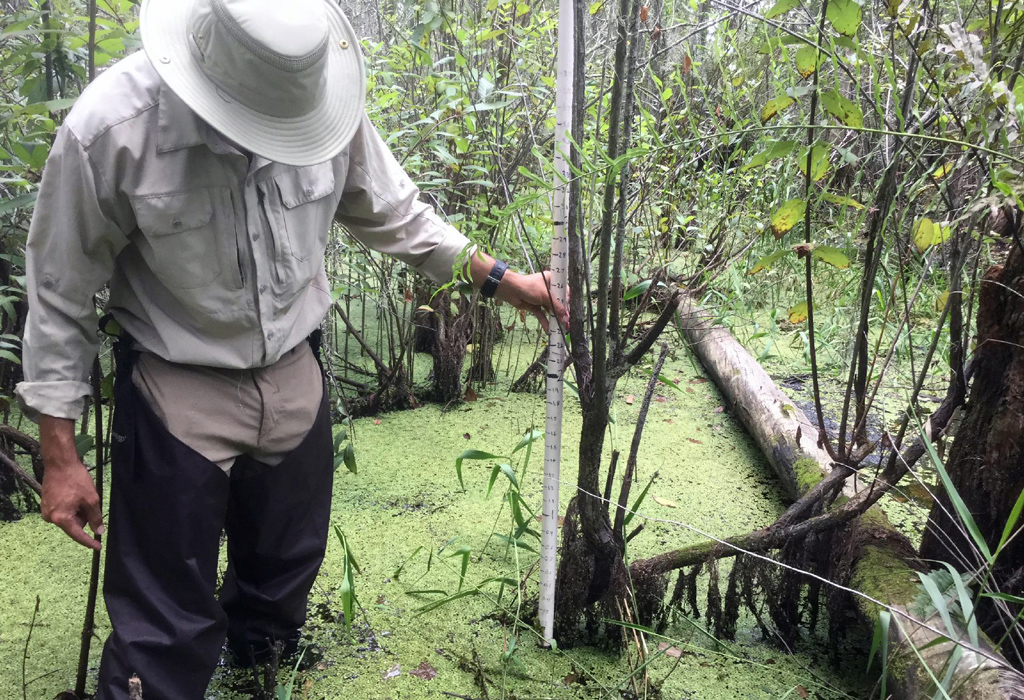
[481,260,509,298]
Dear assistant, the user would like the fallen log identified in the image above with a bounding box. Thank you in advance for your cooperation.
[640,294,1024,700]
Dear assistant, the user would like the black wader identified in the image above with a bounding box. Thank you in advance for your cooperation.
[95,334,333,700]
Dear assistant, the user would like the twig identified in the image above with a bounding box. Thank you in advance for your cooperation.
[470,643,490,700]
[613,344,670,537]
[75,355,105,698]
[0,451,41,495]
[622,290,681,367]
[602,449,620,506]
[22,596,40,700]
[333,301,390,376]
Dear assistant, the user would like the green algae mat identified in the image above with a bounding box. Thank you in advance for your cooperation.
[1,357,873,699]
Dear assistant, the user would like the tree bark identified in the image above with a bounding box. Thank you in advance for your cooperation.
[675,295,838,501]
[920,246,1024,666]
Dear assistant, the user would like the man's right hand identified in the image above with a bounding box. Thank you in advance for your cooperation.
[39,415,104,550]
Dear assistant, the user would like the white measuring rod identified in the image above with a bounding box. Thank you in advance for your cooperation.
[539,0,574,648]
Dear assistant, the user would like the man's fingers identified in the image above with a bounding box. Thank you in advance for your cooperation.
[57,515,101,550]
[531,306,550,332]
[84,495,105,537]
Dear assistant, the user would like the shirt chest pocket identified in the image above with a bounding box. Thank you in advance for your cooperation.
[132,188,237,291]
[265,164,338,263]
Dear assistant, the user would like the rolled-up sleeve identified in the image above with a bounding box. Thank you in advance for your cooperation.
[15,126,129,421]
[335,114,472,284]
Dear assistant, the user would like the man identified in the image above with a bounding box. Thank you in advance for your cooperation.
[16,0,565,697]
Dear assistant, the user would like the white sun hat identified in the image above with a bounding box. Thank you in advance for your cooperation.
[140,0,366,166]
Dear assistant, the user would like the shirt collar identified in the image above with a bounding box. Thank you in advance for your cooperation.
[156,82,272,173]
[156,83,205,153]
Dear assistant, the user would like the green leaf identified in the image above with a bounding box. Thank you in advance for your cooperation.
[821,192,864,209]
[454,449,503,492]
[940,562,977,648]
[821,90,864,128]
[918,571,957,641]
[21,97,77,114]
[0,192,37,215]
[493,533,538,554]
[997,486,1024,554]
[393,545,425,580]
[334,526,359,632]
[795,46,821,78]
[74,433,95,459]
[623,473,657,528]
[486,463,518,497]
[770,199,807,237]
[811,245,850,269]
[448,545,472,591]
[465,100,514,113]
[764,0,800,19]
[740,140,796,171]
[866,609,891,700]
[512,429,543,454]
[797,143,831,181]
[343,442,357,474]
[826,0,862,36]
[761,95,795,122]
[333,431,347,454]
[748,249,790,274]
[921,429,993,561]
[624,279,653,300]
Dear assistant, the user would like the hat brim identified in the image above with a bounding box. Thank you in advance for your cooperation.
[140,0,365,167]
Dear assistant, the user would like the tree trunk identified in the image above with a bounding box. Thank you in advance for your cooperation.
[675,296,839,500]
[427,291,473,404]
[920,246,1024,666]
[663,295,1024,700]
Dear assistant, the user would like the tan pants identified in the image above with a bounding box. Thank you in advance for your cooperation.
[131,343,324,472]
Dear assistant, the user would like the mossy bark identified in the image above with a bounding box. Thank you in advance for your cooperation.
[676,296,840,502]
[672,295,1024,700]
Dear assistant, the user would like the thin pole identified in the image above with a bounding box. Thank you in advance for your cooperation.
[539,0,574,648]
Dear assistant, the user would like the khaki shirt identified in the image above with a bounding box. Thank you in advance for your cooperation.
[15,52,472,421]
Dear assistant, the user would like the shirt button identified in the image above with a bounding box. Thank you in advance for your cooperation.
[252,233,260,242]
[304,186,314,196]
[259,284,267,294]
[171,218,183,229]
[267,331,275,340]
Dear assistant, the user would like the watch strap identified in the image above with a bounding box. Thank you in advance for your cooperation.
[481,260,509,298]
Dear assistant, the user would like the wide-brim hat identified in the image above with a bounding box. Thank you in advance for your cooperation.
[140,0,365,166]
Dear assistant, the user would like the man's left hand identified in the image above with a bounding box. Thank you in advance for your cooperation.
[495,271,569,332]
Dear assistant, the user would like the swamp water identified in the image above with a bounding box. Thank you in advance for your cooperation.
[0,334,875,699]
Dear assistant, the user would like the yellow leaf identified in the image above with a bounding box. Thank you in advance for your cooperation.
[771,199,807,238]
[811,245,851,269]
[822,192,864,209]
[749,249,790,275]
[936,290,950,312]
[913,217,935,253]
[933,162,954,180]
[788,301,809,324]
[652,496,678,508]
[761,95,795,122]
[795,46,820,78]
